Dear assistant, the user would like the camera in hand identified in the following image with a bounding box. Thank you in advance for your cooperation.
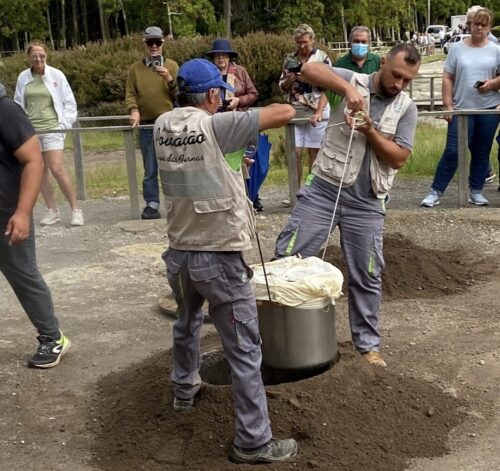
[285,59,302,73]
[222,99,232,110]
[151,55,162,71]
[474,80,485,89]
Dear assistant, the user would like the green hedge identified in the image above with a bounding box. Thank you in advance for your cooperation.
[0,33,337,116]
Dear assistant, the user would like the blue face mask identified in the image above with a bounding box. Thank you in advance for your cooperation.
[351,43,369,58]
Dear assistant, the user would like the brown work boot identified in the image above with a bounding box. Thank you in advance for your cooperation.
[362,351,387,367]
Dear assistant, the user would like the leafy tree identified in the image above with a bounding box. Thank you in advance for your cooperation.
[0,0,498,50]
[0,0,48,50]
[122,0,216,38]
[274,0,325,37]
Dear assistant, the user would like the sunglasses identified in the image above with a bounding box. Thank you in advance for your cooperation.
[145,39,163,47]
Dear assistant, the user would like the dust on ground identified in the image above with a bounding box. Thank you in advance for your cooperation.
[1,177,500,470]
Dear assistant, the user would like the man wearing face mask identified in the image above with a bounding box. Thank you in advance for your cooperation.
[326,26,381,110]
[336,26,381,73]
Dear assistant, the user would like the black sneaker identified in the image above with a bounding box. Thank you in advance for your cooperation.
[28,333,71,368]
[173,395,196,411]
[253,197,264,212]
[229,438,298,464]
[141,206,161,219]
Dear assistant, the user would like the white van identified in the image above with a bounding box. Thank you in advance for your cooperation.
[426,25,450,43]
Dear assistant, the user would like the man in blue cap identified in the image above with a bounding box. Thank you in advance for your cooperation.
[154,59,298,464]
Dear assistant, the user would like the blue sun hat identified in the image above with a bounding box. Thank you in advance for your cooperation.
[206,38,238,58]
[177,59,235,93]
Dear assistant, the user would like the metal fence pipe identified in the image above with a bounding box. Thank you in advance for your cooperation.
[284,123,299,204]
[457,114,469,207]
[123,129,141,219]
[429,77,435,111]
[72,119,86,200]
[36,106,495,220]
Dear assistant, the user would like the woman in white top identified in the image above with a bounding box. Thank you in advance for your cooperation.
[15,41,83,226]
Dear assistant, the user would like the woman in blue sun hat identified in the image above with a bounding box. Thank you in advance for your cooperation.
[207,39,269,212]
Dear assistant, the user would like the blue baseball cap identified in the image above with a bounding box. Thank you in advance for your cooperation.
[177,59,235,93]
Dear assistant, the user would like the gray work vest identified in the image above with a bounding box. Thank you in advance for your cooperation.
[312,73,412,199]
[154,107,255,251]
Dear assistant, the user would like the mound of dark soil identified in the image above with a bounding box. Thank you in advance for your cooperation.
[89,336,466,471]
[324,233,495,300]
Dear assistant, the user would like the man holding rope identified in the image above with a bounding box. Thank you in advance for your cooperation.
[275,43,421,368]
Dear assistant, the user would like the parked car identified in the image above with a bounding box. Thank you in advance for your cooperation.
[426,25,451,43]
[443,34,471,54]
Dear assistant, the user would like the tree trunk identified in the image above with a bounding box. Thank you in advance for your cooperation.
[46,7,55,50]
[82,0,89,44]
[72,0,79,47]
[61,0,67,49]
[120,0,129,36]
[224,0,231,38]
[98,0,108,42]
[340,1,348,46]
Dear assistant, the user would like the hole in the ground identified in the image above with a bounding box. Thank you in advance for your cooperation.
[199,349,339,386]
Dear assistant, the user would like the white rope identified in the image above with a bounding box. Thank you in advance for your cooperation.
[325,107,367,129]
[320,109,366,260]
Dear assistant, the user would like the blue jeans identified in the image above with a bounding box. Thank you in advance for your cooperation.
[432,112,500,193]
[139,127,159,206]
[496,131,500,171]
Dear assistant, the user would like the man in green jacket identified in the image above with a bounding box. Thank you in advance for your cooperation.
[327,26,381,109]
[125,26,179,219]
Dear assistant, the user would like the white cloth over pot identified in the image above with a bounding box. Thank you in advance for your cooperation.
[251,256,344,308]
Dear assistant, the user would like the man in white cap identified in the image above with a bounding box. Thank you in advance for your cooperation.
[154,58,298,464]
[125,26,179,219]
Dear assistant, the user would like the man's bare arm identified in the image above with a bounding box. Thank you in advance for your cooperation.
[300,62,366,112]
[5,136,43,245]
[258,103,296,131]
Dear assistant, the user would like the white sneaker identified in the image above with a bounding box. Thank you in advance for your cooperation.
[40,208,61,226]
[281,199,291,207]
[468,191,489,206]
[71,209,84,226]
[420,189,441,208]
[485,172,496,184]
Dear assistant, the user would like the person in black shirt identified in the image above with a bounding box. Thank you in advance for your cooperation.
[0,90,70,368]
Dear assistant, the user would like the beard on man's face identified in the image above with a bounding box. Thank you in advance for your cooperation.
[379,77,400,98]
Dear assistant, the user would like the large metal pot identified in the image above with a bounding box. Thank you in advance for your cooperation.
[257,299,336,370]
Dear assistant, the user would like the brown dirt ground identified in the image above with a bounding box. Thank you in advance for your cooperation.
[1,177,500,470]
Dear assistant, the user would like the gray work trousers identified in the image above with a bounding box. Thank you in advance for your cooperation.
[0,221,60,339]
[275,178,385,352]
[163,248,272,449]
